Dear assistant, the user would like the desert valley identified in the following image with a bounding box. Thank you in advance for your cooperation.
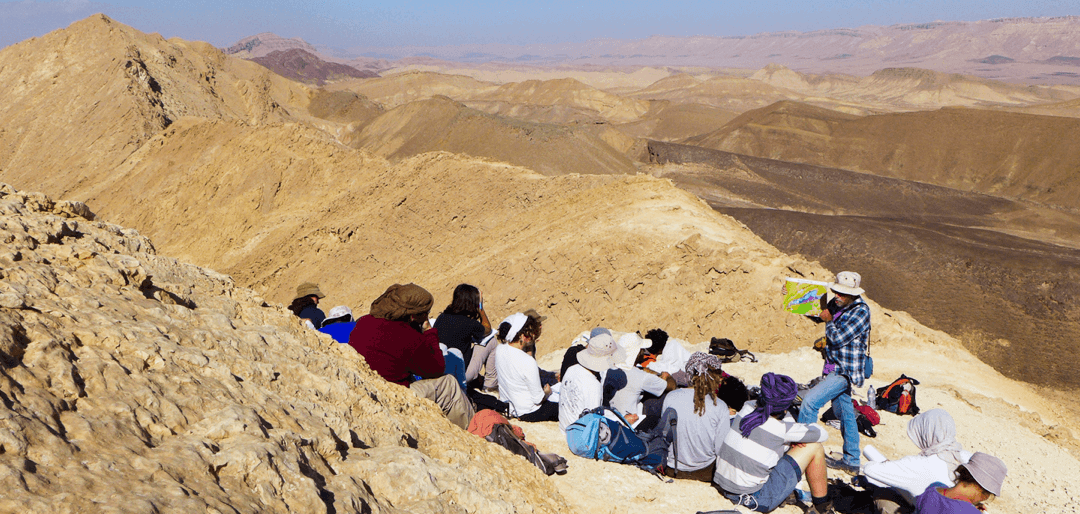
[1,13,1079,513]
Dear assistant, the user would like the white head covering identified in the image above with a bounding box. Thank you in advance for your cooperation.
[907,409,966,472]
[501,313,528,343]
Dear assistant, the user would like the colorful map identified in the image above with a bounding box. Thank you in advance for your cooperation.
[783,278,830,315]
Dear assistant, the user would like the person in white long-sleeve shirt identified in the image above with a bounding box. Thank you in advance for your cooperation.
[494,313,558,421]
[558,333,621,431]
[863,409,972,511]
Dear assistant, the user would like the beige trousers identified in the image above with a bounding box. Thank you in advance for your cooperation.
[409,374,476,430]
[464,342,500,390]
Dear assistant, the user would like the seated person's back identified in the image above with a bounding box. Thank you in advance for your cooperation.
[714,374,828,495]
[558,333,620,431]
[348,284,444,386]
[318,305,356,343]
[607,365,669,428]
[863,408,971,505]
[661,352,739,472]
[493,313,558,421]
[433,284,491,370]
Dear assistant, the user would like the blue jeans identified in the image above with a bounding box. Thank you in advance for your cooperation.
[797,372,860,466]
[723,454,802,512]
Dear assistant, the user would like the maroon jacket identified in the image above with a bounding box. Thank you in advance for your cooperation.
[348,315,445,386]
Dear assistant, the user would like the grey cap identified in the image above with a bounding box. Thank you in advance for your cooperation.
[589,327,611,339]
[966,452,1007,496]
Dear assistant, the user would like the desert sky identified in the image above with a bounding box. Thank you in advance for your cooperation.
[1,0,1077,50]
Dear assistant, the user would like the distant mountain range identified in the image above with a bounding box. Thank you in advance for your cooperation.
[225,17,1080,85]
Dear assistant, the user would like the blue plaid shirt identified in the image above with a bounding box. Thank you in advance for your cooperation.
[825,297,871,387]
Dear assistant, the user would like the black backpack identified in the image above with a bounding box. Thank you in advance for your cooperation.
[485,424,568,476]
[708,337,757,363]
[875,375,920,416]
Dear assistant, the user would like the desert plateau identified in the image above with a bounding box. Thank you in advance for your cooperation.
[1,11,1079,514]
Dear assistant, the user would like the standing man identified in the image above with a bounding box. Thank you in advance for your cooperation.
[797,271,871,474]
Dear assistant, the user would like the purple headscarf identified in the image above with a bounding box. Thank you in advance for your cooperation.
[739,373,798,438]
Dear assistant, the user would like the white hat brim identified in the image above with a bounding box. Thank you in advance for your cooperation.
[830,283,865,296]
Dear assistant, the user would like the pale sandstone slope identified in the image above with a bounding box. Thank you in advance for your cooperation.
[750,64,1076,111]
[326,71,498,108]
[0,184,568,513]
[0,15,311,198]
[5,177,1077,512]
[343,96,638,175]
[466,78,651,123]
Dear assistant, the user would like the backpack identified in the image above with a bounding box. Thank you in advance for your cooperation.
[486,424,568,476]
[639,407,679,478]
[875,375,920,415]
[566,406,666,477]
[708,337,757,363]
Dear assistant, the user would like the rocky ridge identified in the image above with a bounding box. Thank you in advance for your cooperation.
[0,183,568,513]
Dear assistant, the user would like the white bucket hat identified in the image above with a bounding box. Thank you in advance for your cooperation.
[577,333,623,372]
[327,305,353,320]
[616,333,650,369]
[830,271,865,296]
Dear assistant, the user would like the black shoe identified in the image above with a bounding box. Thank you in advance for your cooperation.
[806,501,837,514]
[825,456,860,475]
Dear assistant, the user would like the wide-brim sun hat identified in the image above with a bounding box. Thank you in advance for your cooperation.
[295,282,326,300]
[616,333,650,368]
[578,333,624,372]
[327,305,352,320]
[966,452,1007,496]
[829,271,865,296]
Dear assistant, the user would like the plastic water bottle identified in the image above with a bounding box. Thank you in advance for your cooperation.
[867,385,876,410]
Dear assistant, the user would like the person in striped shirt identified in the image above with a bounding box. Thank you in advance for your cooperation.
[713,373,835,514]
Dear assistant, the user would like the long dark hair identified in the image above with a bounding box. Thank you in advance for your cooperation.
[288,295,317,316]
[444,284,481,320]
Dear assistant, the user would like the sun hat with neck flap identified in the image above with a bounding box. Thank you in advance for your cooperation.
[577,333,623,372]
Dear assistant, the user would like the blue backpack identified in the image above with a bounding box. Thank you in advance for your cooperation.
[565,406,664,473]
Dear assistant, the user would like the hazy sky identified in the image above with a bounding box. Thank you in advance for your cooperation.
[2,0,1078,50]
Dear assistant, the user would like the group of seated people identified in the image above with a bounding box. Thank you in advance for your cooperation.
[289,281,1007,514]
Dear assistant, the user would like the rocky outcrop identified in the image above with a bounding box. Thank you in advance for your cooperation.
[0,184,568,513]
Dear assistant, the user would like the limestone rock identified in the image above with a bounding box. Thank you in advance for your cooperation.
[0,184,568,513]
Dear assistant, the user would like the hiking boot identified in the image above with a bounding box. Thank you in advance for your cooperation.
[806,501,837,514]
[825,456,860,475]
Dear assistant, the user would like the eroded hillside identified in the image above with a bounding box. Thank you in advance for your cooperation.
[0,15,315,199]
[686,100,1080,211]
